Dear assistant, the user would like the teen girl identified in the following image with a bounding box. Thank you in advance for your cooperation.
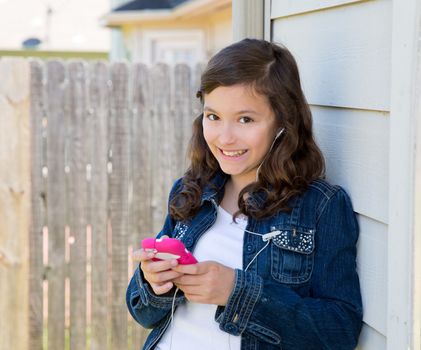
[127,38,363,350]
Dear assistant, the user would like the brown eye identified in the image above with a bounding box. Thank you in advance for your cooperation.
[239,116,253,123]
[206,114,218,121]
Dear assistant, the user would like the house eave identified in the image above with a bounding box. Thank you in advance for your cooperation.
[100,10,173,27]
[100,0,231,27]
[173,0,231,19]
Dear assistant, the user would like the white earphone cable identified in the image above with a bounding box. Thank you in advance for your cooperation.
[255,128,285,181]
[226,223,280,348]
[168,287,180,350]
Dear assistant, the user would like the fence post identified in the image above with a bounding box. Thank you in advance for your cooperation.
[0,58,30,350]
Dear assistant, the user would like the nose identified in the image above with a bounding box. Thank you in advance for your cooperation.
[218,122,236,145]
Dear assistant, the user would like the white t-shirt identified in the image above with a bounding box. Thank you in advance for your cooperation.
[155,206,247,350]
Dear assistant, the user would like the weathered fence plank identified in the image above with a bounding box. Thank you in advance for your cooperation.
[0,58,31,350]
[88,61,109,350]
[192,63,206,117]
[108,62,130,350]
[46,60,67,350]
[67,61,88,350]
[29,60,46,350]
[173,63,193,177]
[151,64,173,231]
[130,62,152,349]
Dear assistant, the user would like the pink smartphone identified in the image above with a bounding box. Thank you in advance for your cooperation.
[141,237,198,265]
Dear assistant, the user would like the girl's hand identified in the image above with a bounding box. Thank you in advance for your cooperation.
[171,261,235,306]
[132,249,184,295]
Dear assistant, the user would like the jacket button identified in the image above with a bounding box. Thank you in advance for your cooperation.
[245,243,254,253]
[184,237,194,248]
[225,323,238,333]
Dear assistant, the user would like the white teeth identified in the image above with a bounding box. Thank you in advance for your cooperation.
[221,149,247,157]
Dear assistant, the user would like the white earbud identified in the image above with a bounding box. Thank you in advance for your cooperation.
[255,127,286,181]
[274,128,285,141]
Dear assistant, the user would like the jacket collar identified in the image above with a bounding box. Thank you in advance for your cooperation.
[200,170,267,207]
[201,170,229,203]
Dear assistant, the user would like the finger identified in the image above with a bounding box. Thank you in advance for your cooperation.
[172,274,200,286]
[179,288,202,301]
[150,281,174,295]
[147,270,184,284]
[132,249,155,262]
[171,263,201,275]
[143,259,179,273]
[172,261,211,275]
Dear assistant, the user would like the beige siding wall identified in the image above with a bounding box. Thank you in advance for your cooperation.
[270,0,391,348]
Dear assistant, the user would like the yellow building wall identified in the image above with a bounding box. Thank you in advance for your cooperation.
[119,6,232,63]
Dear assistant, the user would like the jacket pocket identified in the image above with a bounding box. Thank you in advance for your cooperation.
[270,228,315,284]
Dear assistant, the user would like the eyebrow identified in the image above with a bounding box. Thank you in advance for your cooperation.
[203,106,258,115]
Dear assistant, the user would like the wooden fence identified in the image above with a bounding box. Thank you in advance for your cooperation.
[0,57,203,350]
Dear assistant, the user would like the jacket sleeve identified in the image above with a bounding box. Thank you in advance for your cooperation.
[126,178,186,329]
[215,188,363,349]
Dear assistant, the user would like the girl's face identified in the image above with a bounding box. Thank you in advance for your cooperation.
[202,84,278,187]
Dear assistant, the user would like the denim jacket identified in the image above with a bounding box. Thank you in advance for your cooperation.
[126,172,363,350]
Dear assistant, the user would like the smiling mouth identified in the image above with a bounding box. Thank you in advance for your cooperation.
[219,148,248,157]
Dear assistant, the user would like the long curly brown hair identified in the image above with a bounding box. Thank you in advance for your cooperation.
[170,38,325,221]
